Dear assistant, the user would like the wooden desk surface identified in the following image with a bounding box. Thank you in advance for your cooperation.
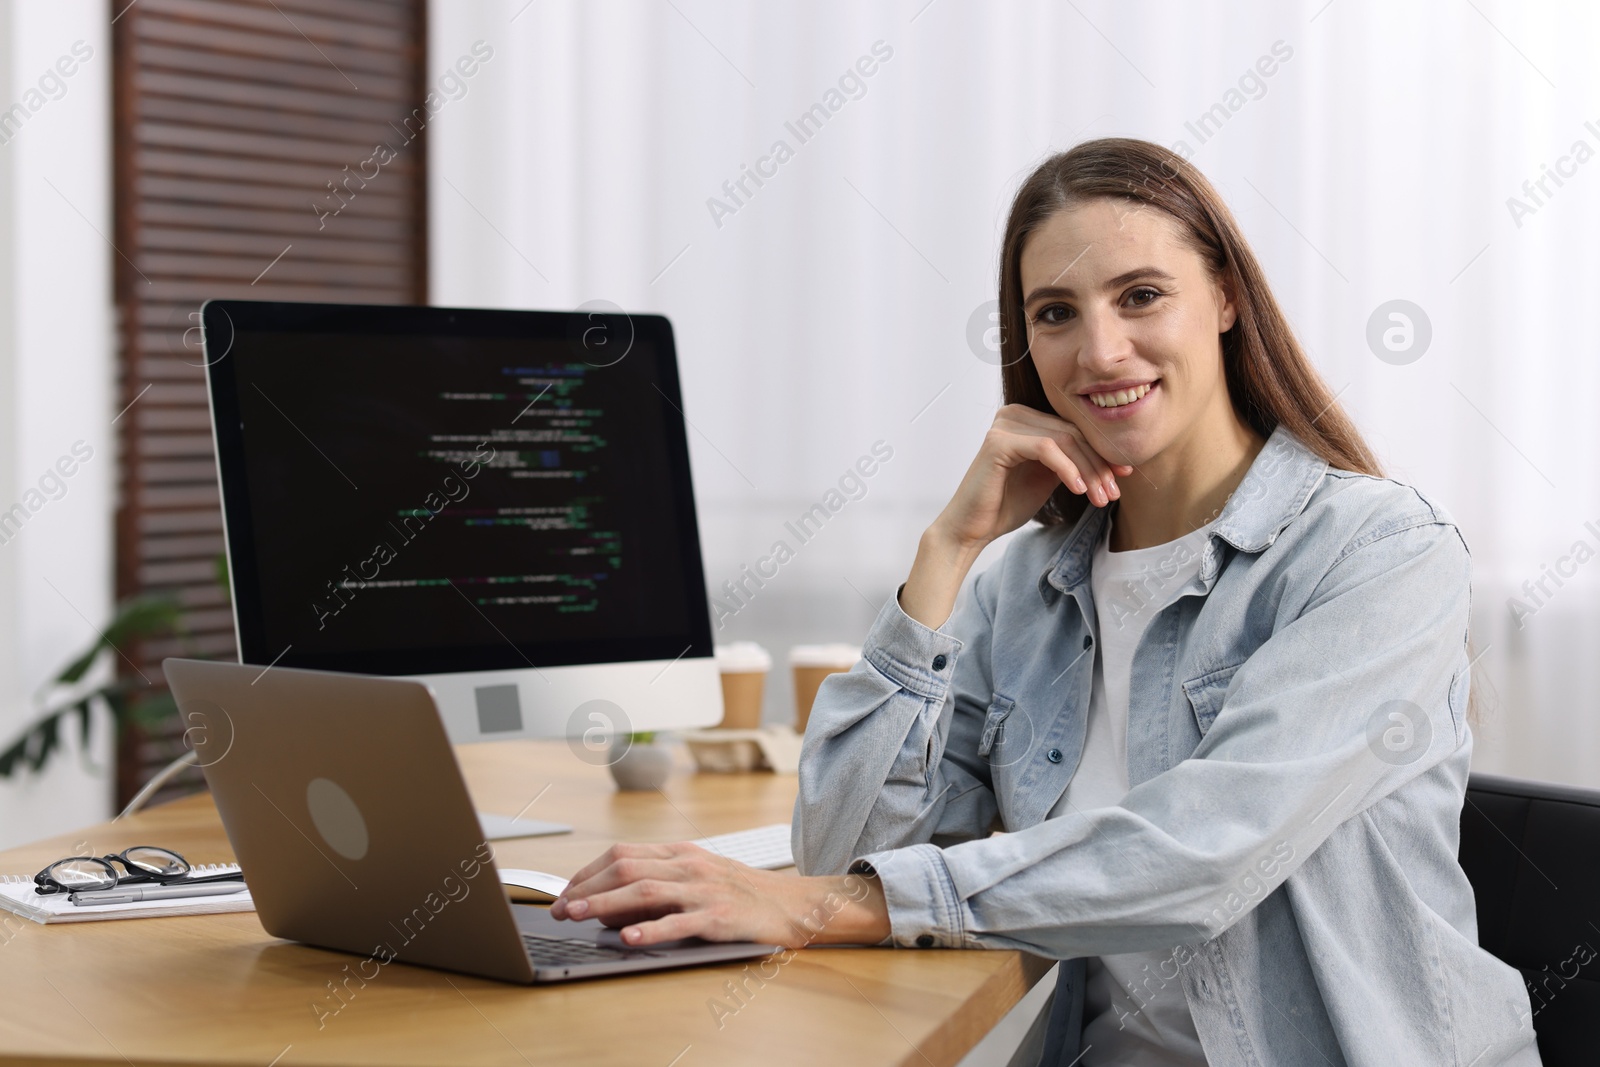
[0,741,1049,1067]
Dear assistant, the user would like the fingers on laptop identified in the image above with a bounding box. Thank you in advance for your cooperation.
[552,841,702,920]
[552,840,783,946]
[557,842,677,901]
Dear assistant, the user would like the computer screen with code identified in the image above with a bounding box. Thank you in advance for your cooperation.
[203,303,711,677]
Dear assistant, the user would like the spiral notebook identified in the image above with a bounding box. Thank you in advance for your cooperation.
[0,866,255,924]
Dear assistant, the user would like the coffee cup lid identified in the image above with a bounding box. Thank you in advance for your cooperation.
[788,643,862,667]
[714,641,772,672]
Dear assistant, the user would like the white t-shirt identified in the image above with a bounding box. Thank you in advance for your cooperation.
[1048,509,1216,1067]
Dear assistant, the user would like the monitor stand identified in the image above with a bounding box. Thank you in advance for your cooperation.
[477,812,572,840]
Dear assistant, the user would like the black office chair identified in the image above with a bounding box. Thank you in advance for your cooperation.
[1459,772,1600,1066]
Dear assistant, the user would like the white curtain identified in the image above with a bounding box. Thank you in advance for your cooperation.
[429,0,1600,788]
[0,3,115,850]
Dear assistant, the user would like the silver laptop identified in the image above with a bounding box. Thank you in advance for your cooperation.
[163,657,779,983]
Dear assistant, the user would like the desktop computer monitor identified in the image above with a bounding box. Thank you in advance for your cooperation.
[199,300,722,749]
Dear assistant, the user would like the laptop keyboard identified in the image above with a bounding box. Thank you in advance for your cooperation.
[522,933,646,965]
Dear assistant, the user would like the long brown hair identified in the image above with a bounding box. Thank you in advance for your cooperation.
[997,138,1382,527]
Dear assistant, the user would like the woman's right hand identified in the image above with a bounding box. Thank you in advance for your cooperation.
[933,404,1132,550]
[898,405,1131,629]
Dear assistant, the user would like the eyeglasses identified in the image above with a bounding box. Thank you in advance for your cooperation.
[32,846,243,895]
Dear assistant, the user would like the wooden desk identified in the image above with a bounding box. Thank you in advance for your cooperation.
[0,742,1050,1067]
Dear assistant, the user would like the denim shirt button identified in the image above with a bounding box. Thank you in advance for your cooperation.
[932,654,948,672]
[916,933,935,948]
[1047,748,1063,763]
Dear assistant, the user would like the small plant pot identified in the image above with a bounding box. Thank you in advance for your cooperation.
[609,741,673,791]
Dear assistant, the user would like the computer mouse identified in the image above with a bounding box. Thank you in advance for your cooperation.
[498,868,570,903]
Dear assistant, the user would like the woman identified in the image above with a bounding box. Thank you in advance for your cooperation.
[552,139,1539,1066]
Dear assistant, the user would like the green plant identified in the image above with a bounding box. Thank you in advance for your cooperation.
[626,731,657,744]
[0,593,183,779]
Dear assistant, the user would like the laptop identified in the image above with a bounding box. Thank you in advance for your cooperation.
[163,656,780,983]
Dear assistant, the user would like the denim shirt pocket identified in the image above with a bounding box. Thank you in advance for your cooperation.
[978,693,1016,757]
[1182,662,1242,737]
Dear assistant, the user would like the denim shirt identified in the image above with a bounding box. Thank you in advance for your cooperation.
[793,426,1540,1067]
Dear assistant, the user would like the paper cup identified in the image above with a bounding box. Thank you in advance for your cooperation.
[789,643,861,734]
[713,642,771,730]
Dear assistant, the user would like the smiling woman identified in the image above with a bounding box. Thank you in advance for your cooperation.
[995,138,1380,543]
[552,139,1542,1067]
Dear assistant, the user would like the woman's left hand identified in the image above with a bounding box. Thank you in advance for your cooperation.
[549,841,891,949]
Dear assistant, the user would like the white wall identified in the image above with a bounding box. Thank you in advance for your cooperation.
[0,0,115,850]
[430,0,1600,788]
